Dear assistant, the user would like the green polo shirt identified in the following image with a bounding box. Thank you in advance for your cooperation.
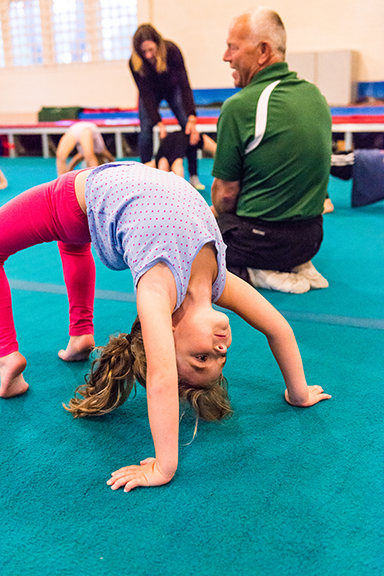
[212,62,332,220]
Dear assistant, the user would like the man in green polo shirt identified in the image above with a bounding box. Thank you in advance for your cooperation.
[212,8,332,293]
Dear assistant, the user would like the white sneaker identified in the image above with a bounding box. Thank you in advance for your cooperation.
[189,175,205,191]
[292,261,329,289]
[247,268,311,294]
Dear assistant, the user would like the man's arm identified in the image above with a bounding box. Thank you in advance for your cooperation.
[211,177,241,216]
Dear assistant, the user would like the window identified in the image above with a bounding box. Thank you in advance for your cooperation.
[52,0,89,64]
[9,0,43,66]
[0,0,137,67]
[99,0,137,61]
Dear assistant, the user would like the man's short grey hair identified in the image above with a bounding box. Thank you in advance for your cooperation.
[233,7,287,57]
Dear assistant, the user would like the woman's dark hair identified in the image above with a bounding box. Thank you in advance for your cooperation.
[64,317,232,421]
[131,24,167,74]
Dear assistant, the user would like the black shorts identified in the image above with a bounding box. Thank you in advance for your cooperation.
[216,213,324,272]
[155,131,203,168]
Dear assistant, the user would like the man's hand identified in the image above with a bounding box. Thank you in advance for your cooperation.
[107,458,174,492]
[285,385,332,407]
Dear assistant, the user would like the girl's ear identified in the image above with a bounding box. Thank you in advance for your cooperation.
[171,313,179,332]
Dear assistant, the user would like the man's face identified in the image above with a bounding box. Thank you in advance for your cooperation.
[223,21,261,88]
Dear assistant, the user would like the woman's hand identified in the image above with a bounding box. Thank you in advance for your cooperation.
[285,385,331,407]
[157,122,167,140]
[106,458,174,492]
[185,116,200,145]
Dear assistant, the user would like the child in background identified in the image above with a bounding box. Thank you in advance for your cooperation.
[150,130,217,189]
[0,161,330,492]
[56,121,115,176]
[0,168,8,190]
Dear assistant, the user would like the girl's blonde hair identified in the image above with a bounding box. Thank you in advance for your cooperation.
[178,377,231,421]
[131,24,167,75]
[64,318,232,421]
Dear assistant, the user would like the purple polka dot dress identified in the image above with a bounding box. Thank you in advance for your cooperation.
[85,162,227,310]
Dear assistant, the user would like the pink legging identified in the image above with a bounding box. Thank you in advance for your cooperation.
[0,170,95,357]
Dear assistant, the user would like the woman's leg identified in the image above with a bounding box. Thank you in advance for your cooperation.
[166,89,189,130]
[138,97,157,163]
[185,145,198,177]
[166,89,200,181]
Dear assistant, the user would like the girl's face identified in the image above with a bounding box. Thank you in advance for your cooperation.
[140,40,158,64]
[172,308,232,387]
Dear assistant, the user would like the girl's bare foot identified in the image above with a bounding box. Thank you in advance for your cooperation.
[0,352,28,398]
[58,334,95,362]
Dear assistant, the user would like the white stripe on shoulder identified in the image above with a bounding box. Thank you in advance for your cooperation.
[244,80,281,155]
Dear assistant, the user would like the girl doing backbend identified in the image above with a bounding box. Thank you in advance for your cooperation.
[0,162,331,491]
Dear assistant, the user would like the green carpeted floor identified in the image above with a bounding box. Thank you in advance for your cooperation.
[0,158,383,576]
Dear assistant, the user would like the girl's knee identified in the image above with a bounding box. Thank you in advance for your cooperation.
[58,241,92,255]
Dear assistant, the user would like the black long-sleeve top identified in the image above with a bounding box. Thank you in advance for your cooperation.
[129,40,196,125]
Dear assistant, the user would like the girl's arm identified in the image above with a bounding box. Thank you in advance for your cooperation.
[67,153,84,172]
[202,134,217,157]
[102,147,115,163]
[107,264,179,492]
[216,272,331,406]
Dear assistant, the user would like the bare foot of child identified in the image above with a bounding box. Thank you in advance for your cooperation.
[58,334,95,362]
[0,352,28,398]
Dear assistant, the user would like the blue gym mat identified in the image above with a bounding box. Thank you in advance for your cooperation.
[0,157,383,576]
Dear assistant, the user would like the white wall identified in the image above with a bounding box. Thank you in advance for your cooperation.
[0,0,383,121]
[150,0,384,87]
[0,61,135,121]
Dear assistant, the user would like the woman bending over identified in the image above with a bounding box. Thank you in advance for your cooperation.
[129,24,203,189]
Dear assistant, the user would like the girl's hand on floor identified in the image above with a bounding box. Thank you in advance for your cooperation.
[285,385,332,407]
[107,458,174,492]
